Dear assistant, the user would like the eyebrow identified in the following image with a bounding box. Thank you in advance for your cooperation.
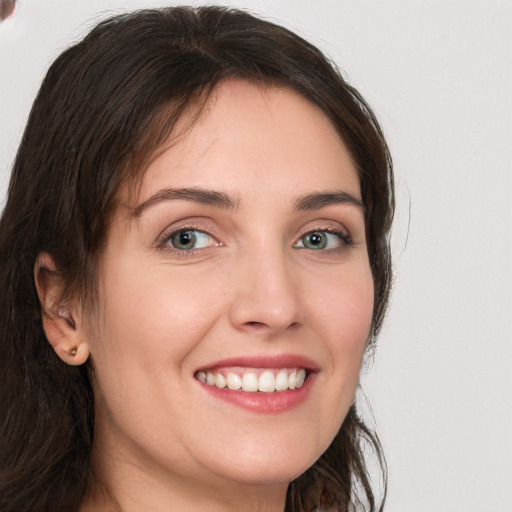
[132,187,363,218]
[293,191,364,211]
[132,187,240,217]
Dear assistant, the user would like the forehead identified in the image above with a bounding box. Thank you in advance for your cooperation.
[133,80,361,208]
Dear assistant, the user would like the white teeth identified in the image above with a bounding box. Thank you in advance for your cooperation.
[258,371,276,393]
[241,372,259,392]
[275,370,289,391]
[297,369,306,388]
[198,368,308,393]
[288,370,297,390]
[226,372,242,390]
[215,373,226,389]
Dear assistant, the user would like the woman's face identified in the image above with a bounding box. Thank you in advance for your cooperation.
[87,81,374,497]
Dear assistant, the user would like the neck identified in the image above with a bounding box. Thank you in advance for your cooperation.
[81,441,288,512]
[80,478,287,512]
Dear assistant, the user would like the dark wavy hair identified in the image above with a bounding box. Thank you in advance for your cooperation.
[0,6,394,512]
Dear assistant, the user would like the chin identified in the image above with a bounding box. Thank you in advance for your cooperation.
[193,432,329,488]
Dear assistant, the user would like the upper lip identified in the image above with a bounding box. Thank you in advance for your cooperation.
[196,353,320,373]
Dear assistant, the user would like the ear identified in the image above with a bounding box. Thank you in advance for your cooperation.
[34,252,90,365]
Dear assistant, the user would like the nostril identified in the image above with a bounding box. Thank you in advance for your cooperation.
[246,321,265,328]
[243,320,301,331]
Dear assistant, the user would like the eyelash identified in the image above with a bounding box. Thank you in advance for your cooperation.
[159,226,220,254]
[294,228,352,251]
[159,226,351,255]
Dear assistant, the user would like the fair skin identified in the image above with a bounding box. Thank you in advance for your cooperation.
[37,80,374,512]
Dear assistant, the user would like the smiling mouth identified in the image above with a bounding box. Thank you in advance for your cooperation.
[196,368,308,393]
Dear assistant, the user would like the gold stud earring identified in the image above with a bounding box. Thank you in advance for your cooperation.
[69,347,78,357]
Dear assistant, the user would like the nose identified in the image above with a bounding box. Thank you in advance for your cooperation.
[228,246,302,335]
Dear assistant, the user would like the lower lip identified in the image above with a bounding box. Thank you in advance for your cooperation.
[198,374,316,413]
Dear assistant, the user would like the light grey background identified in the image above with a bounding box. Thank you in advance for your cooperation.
[1,1,511,510]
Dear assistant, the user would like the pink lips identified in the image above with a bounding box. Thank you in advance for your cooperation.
[195,353,319,413]
[196,354,320,373]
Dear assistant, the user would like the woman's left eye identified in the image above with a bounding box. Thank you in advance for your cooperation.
[165,229,216,251]
[294,230,349,250]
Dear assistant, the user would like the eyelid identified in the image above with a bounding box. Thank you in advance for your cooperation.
[156,217,217,242]
[295,220,351,241]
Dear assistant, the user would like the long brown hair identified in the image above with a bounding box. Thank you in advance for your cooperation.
[0,6,393,511]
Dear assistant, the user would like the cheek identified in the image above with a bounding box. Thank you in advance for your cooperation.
[86,260,231,447]
[95,259,226,354]
[335,276,374,378]
[86,260,223,406]
[308,263,374,415]
[314,262,374,350]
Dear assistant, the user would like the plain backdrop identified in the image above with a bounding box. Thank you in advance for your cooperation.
[1,1,511,510]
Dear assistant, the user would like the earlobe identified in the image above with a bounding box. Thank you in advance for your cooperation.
[34,253,90,366]
[41,309,89,366]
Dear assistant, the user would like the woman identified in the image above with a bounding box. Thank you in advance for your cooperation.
[0,6,393,512]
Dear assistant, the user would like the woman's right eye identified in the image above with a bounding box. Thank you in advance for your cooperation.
[165,229,217,251]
